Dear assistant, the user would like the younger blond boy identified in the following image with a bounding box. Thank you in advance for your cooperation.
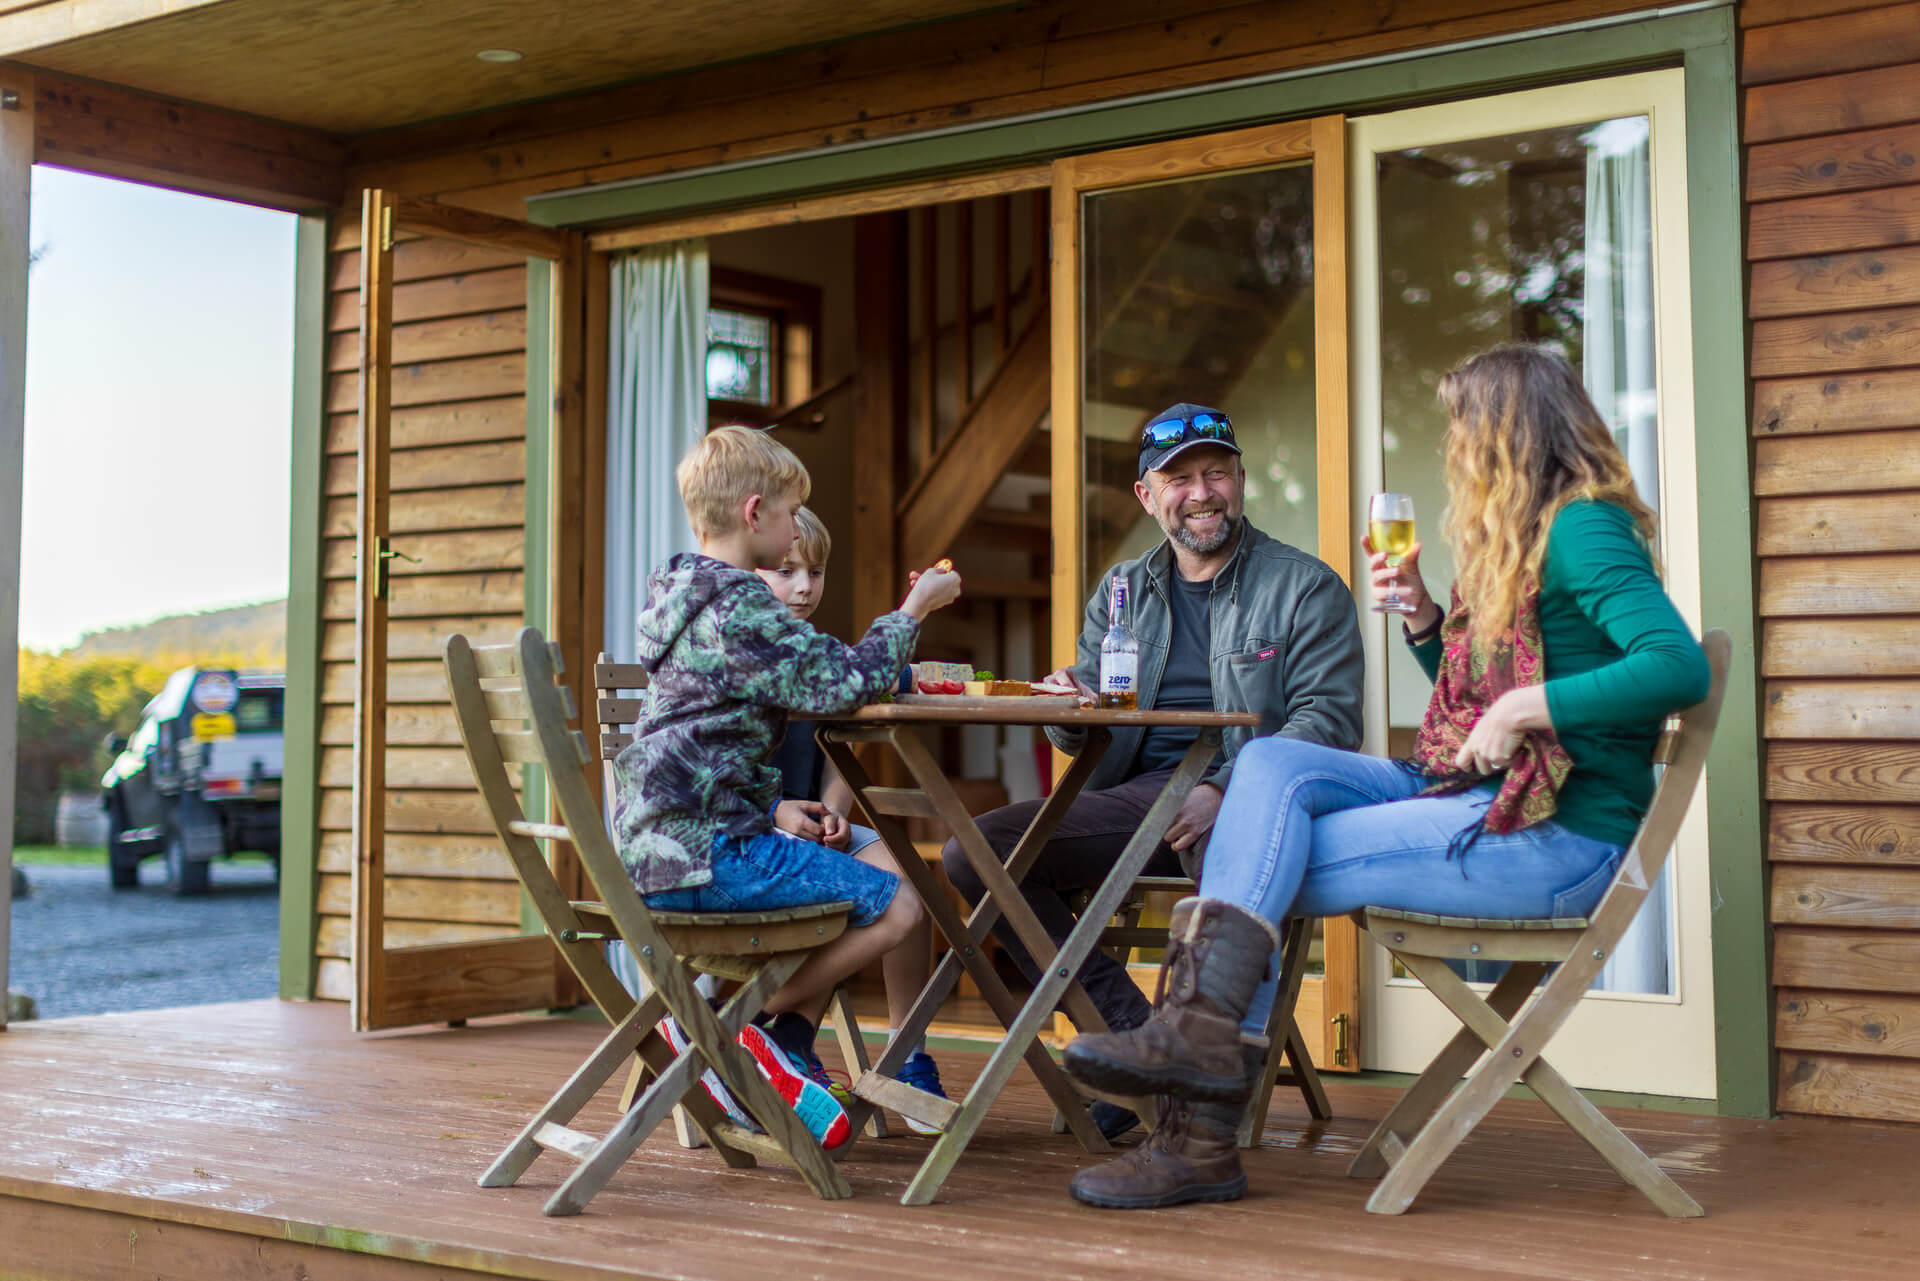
[612,427,959,1149]
[758,505,949,1130]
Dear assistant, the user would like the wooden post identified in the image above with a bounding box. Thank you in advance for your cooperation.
[0,67,33,1030]
[852,212,906,639]
[954,201,973,409]
[916,205,937,471]
[993,195,1011,358]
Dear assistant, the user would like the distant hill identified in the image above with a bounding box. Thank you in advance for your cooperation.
[65,599,286,668]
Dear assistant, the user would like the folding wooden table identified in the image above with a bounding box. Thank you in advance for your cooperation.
[804,697,1258,1205]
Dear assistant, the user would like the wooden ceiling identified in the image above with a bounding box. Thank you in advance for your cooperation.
[2,0,1005,135]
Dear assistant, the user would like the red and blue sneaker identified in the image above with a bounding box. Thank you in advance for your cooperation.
[735,1024,853,1151]
[656,1017,760,1133]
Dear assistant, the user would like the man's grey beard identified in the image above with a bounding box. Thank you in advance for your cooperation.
[1165,510,1236,554]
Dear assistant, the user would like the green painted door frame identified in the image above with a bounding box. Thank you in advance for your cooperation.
[279,211,328,1000]
[285,4,1765,1111]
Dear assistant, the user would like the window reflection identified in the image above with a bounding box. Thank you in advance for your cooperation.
[1376,115,1668,995]
[1080,164,1317,579]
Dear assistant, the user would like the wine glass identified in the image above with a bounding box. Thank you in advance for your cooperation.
[1369,492,1417,615]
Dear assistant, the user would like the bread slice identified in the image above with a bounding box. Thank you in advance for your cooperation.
[963,679,1031,696]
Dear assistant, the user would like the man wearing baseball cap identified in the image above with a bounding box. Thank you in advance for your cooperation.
[942,400,1364,1140]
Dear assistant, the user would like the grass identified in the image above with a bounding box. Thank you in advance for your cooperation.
[13,844,106,866]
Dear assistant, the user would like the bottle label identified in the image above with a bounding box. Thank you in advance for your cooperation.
[1100,653,1137,694]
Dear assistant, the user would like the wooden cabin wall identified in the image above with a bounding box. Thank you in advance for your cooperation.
[342,0,1669,218]
[1741,0,1920,1122]
[310,216,533,999]
[315,0,1676,1002]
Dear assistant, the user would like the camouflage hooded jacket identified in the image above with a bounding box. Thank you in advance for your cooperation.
[611,552,919,894]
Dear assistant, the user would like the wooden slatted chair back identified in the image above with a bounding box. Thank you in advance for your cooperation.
[594,652,647,767]
[1533,627,1731,975]
[507,634,687,986]
[442,631,635,1018]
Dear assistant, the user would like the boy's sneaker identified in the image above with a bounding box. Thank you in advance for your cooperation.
[736,1023,853,1151]
[656,1017,761,1134]
[797,1043,852,1104]
[894,1050,949,1136]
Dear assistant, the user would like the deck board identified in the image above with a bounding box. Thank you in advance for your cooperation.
[2,1001,1919,1280]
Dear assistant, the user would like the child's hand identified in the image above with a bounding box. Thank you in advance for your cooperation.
[773,798,831,843]
[819,809,851,850]
[902,564,963,620]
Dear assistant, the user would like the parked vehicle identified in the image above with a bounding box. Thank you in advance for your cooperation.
[101,668,284,895]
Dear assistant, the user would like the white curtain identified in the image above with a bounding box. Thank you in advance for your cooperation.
[604,240,709,667]
[1582,116,1671,996]
[603,241,708,1004]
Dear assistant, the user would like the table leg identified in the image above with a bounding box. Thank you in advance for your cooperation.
[818,731,1112,1153]
[898,731,1221,1206]
[890,729,1116,1040]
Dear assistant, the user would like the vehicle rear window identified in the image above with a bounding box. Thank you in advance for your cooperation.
[235,690,284,733]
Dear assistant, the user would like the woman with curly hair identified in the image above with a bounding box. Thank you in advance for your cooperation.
[1062,342,1711,1209]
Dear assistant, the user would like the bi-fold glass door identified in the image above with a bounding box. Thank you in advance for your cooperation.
[1349,69,1713,1096]
[1051,68,1711,1096]
[1050,117,1364,1071]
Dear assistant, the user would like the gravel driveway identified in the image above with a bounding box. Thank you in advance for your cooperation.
[7,858,280,1019]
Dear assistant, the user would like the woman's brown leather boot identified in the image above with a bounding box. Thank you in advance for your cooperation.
[1063,897,1276,1101]
[1066,1089,1251,1209]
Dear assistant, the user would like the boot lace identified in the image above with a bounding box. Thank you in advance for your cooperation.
[1139,1095,1193,1165]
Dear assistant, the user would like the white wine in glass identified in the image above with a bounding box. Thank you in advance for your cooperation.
[1369,492,1417,615]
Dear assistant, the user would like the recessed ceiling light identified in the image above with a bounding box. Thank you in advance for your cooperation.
[475,49,522,63]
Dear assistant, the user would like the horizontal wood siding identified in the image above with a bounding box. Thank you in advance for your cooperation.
[314,215,527,998]
[1746,0,1920,1121]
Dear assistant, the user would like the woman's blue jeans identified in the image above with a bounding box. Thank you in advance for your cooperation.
[1199,737,1623,1034]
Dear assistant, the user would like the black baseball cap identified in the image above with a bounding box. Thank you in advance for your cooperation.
[1137,402,1241,478]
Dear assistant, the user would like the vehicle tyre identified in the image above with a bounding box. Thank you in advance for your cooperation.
[107,797,140,890]
[166,826,211,897]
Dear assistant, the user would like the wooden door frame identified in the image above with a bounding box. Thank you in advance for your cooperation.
[351,190,587,1031]
[1047,115,1360,1072]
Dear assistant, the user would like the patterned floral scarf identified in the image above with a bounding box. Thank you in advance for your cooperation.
[1406,582,1573,856]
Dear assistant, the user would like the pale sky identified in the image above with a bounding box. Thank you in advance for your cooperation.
[21,166,296,652]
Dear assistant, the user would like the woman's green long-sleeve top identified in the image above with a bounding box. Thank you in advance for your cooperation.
[1409,499,1712,847]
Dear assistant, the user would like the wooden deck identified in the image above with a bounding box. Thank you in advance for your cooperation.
[2,1001,1917,1281]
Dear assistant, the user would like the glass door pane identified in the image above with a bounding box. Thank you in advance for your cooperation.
[1373,116,1672,996]
[1080,164,1319,578]
[1352,69,1714,1098]
[1052,116,1361,1071]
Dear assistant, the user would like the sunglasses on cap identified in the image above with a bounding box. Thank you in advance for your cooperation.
[1142,410,1234,451]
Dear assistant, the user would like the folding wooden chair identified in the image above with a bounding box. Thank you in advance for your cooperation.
[1348,628,1730,1217]
[445,627,855,1213]
[592,652,887,1140]
[1064,877,1330,1145]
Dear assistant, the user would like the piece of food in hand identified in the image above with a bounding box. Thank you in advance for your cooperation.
[1031,678,1081,697]
[933,558,954,573]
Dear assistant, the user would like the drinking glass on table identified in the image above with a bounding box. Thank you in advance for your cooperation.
[1368,492,1417,615]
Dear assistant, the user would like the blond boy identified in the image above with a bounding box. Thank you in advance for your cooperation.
[612,427,959,1149]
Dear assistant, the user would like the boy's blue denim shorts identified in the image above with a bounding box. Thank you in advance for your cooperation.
[642,829,899,927]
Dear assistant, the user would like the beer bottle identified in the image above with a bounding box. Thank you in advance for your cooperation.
[1098,574,1139,710]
